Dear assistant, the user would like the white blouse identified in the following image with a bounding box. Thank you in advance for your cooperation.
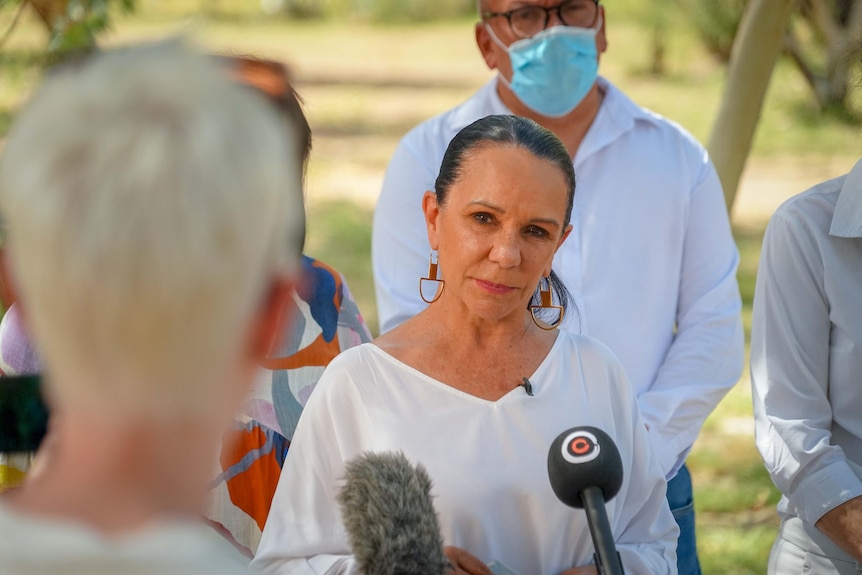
[252,333,678,575]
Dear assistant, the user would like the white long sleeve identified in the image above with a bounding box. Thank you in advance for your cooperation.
[372,77,743,479]
[634,153,744,477]
[252,335,678,575]
[751,173,862,527]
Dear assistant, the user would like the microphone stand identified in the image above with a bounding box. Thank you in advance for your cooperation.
[580,486,626,575]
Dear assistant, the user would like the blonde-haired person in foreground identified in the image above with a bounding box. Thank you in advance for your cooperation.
[0,41,304,575]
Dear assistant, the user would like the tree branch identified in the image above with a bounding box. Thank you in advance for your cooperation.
[808,0,841,42]
[783,26,823,104]
[847,0,862,44]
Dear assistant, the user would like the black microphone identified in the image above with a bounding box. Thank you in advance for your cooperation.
[547,427,626,575]
[337,451,450,575]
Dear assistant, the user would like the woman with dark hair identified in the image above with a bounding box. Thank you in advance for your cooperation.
[253,115,677,575]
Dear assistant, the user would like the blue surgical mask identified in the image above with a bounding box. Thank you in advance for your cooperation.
[488,20,601,118]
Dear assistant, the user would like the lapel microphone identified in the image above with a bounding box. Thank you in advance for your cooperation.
[521,377,534,396]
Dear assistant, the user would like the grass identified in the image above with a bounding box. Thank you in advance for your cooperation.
[0,1,851,571]
[306,200,378,334]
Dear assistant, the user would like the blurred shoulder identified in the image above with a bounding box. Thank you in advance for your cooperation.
[398,80,498,156]
[769,175,843,234]
[602,78,708,156]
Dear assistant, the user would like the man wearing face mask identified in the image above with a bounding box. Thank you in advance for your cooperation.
[372,1,744,573]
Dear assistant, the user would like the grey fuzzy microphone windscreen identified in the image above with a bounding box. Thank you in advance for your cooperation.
[337,451,450,575]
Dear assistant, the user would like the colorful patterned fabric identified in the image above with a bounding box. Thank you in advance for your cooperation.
[0,304,39,492]
[206,256,371,555]
[0,304,39,377]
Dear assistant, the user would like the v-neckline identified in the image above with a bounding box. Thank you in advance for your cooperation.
[366,334,563,406]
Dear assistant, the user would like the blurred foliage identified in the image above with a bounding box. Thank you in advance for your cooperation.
[785,0,862,112]
[306,200,378,335]
[0,0,136,55]
[680,0,862,115]
[271,0,476,23]
[625,3,683,75]
[679,0,747,63]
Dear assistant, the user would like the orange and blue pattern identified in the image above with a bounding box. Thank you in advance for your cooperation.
[206,255,371,556]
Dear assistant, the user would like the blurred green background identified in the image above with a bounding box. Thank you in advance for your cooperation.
[3,1,862,573]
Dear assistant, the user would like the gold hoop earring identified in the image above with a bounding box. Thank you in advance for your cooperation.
[530,277,564,330]
[419,251,445,304]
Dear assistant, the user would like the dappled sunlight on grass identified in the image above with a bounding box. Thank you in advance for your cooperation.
[691,436,780,514]
[699,525,776,575]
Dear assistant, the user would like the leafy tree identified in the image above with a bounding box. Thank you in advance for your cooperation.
[262,0,475,23]
[681,0,748,62]
[0,0,135,54]
[685,0,862,114]
[784,0,862,111]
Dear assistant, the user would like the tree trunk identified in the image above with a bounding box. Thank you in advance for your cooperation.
[707,0,798,212]
[651,21,667,76]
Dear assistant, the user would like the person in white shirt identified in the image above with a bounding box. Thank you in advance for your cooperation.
[0,41,305,575]
[752,159,862,574]
[371,2,744,571]
[253,115,678,575]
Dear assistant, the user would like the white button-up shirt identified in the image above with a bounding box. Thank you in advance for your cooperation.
[752,159,862,526]
[372,77,744,478]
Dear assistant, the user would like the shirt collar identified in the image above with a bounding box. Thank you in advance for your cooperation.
[453,76,661,162]
[575,77,660,165]
[829,158,862,238]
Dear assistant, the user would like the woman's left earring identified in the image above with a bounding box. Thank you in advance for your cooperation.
[419,251,445,304]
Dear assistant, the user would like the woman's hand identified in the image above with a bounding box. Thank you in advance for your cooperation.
[444,546,493,575]
[560,566,598,575]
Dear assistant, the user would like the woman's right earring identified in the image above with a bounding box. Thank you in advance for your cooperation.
[530,276,564,330]
[419,251,445,304]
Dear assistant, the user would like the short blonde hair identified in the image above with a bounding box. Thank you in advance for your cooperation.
[0,41,304,416]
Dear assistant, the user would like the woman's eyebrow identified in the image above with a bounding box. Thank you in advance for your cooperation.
[468,199,506,213]
[468,200,561,227]
[530,217,561,227]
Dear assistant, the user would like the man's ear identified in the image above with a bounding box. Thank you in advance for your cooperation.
[475,22,498,70]
[251,275,296,361]
[596,5,608,55]
[422,191,441,250]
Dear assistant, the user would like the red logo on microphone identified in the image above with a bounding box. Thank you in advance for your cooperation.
[570,437,593,455]
[562,430,600,464]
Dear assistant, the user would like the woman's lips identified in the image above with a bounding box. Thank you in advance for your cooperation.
[475,279,516,294]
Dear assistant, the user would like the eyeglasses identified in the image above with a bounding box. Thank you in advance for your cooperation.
[483,0,600,39]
